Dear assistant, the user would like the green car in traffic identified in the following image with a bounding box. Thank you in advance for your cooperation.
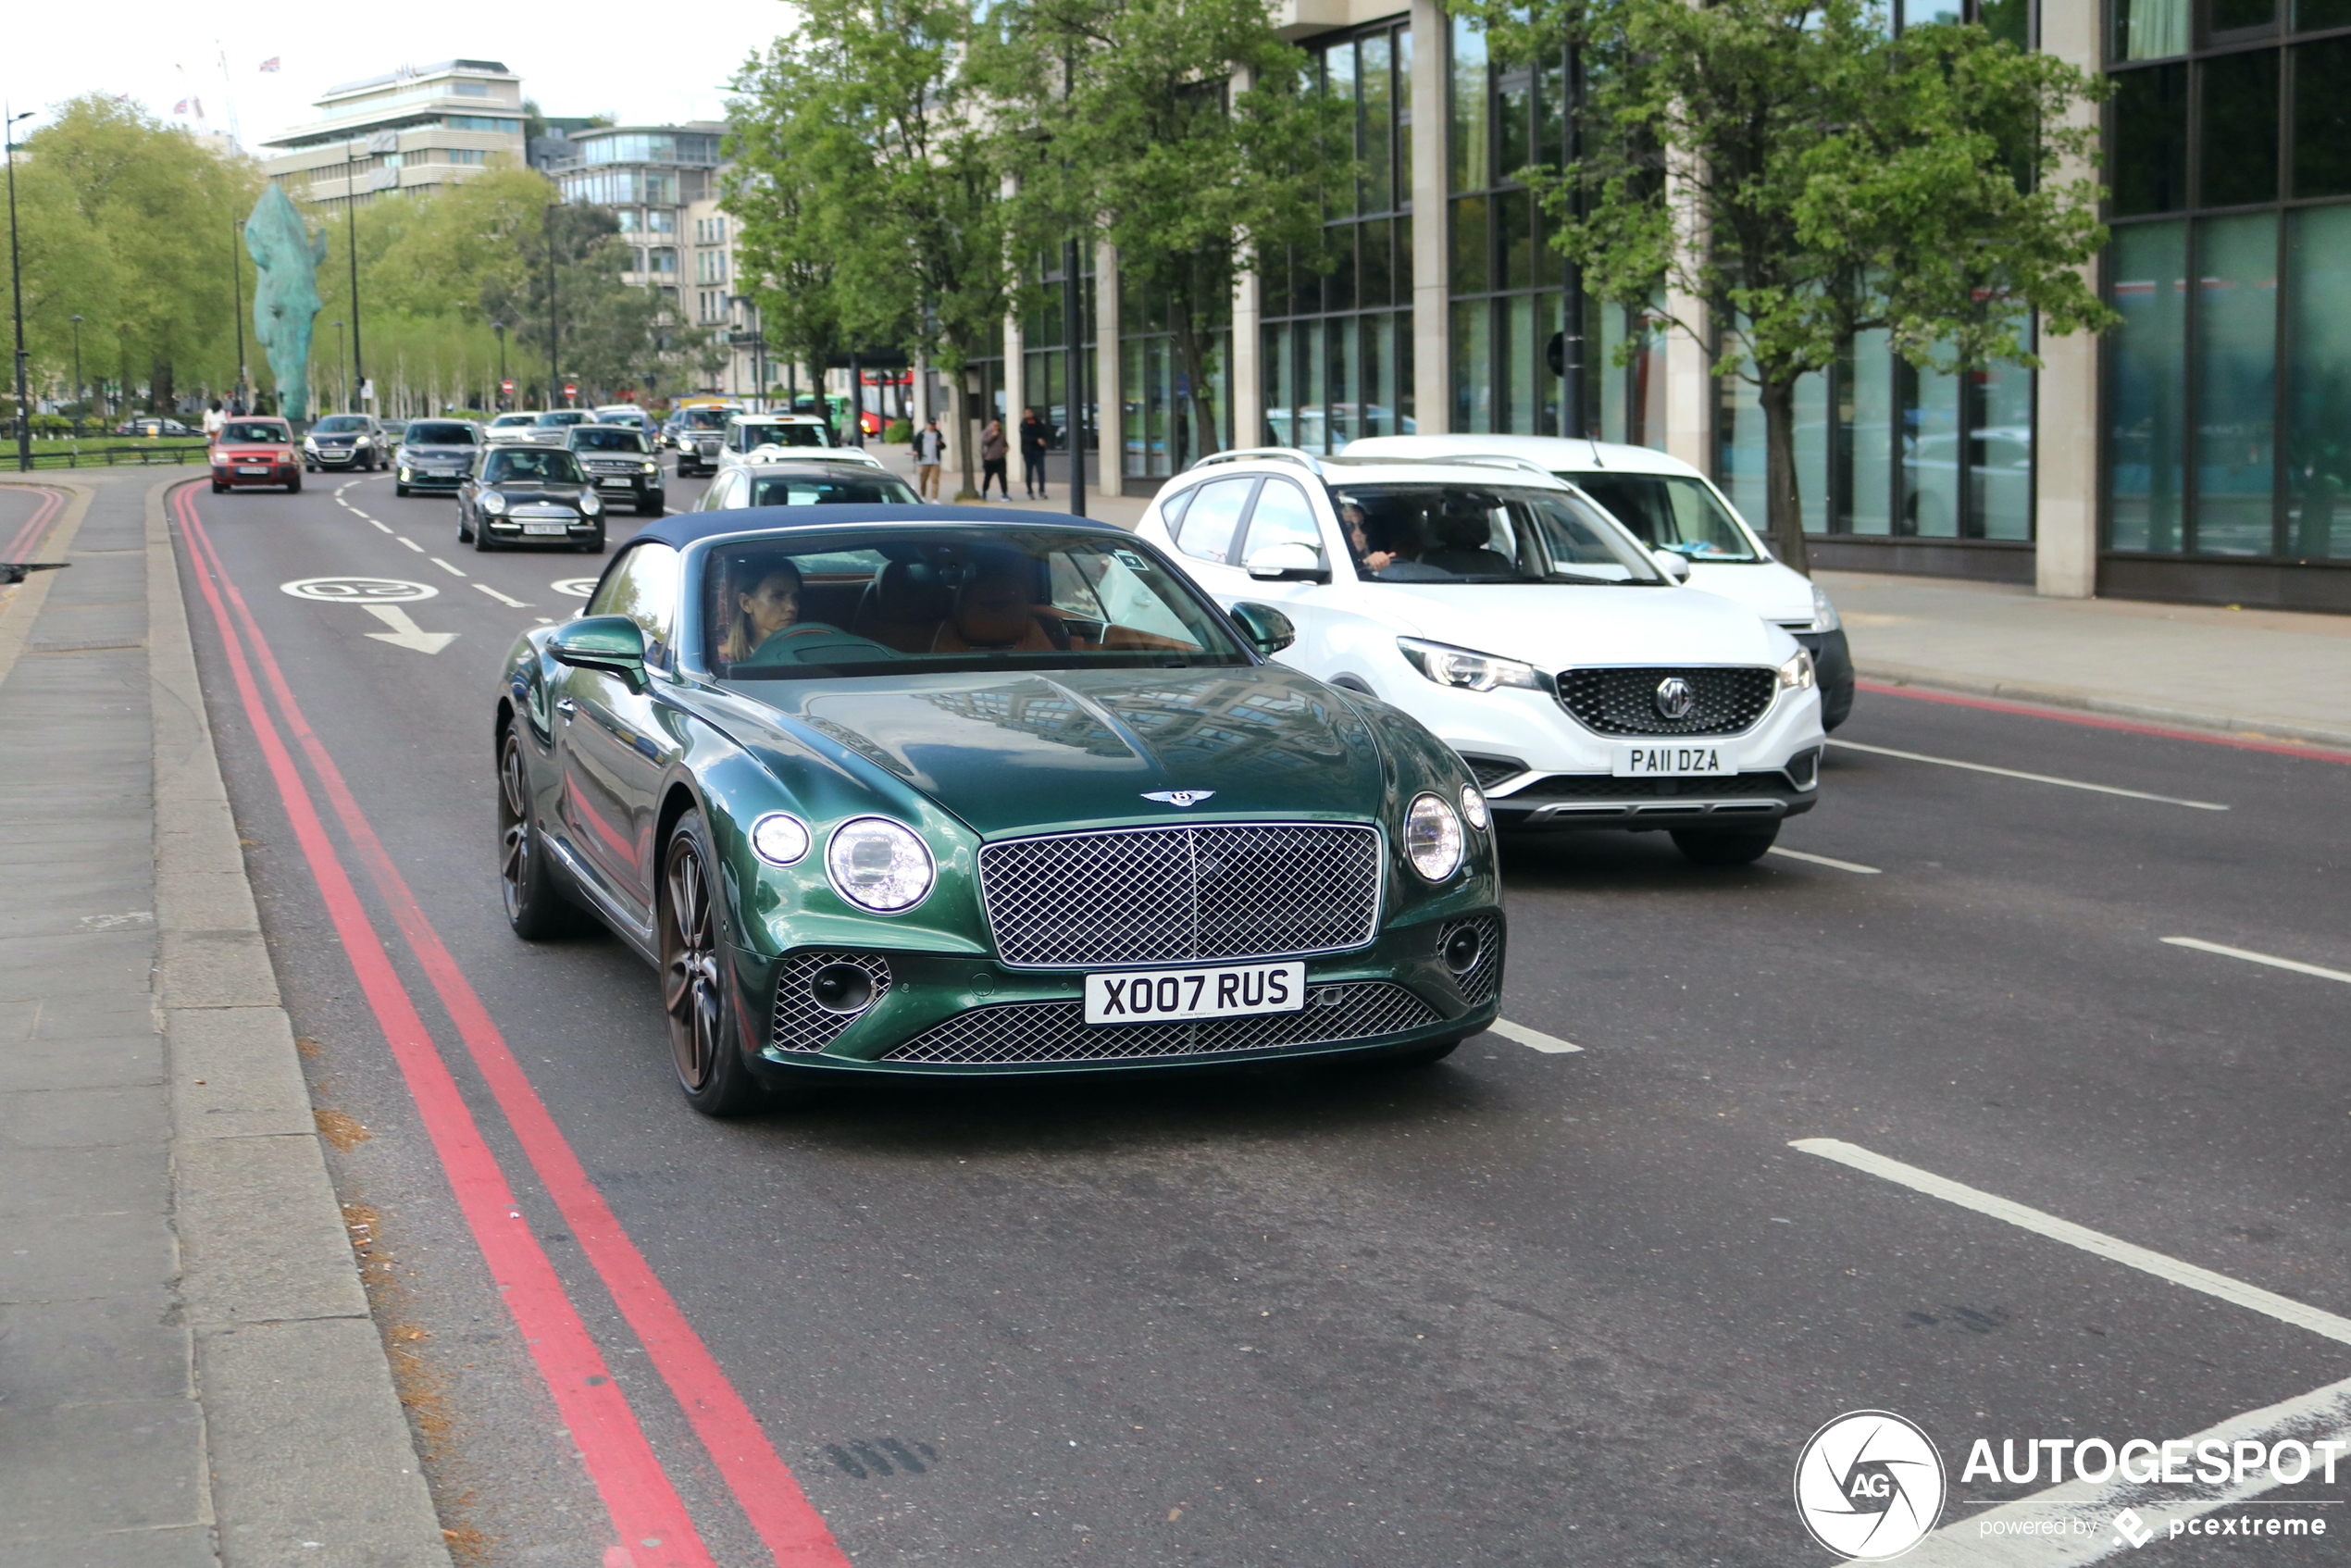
[494,505,1504,1114]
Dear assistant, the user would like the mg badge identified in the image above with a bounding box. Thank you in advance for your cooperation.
[1142,790,1215,808]
[1654,676,1698,722]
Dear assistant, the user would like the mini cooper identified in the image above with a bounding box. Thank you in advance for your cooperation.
[493,505,1504,1114]
[457,445,608,552]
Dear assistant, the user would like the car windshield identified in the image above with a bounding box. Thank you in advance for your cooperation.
[222,422,287,444]
[702,528,1248,680]
[1327,483,1667,585]
[683,408,728,429]
[571,428,647,452]
[483,449,585,484]
[313,416,368,433]
[747,473,919,506]
[1565,471,1758,562]
[739,421,827,449]
[405,422,476,445]
[490,414,536,429]
[535,411,591,428]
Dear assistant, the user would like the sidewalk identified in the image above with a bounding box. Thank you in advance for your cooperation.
[0,471,447,1568]
[1817,569,2351,750]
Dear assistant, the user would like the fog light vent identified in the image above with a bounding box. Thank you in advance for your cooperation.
[1437,917,1504,1005]
[773,951,892,1053]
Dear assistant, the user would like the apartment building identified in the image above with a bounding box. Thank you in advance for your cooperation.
[259,60,527,212]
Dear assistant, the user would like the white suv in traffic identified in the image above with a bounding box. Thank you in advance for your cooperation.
[1342,434,1852,729]
[1134,448,1825,865]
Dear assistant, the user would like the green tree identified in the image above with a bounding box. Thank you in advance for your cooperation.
[730,0,1006,494]
[477,198,659,406]
[1462,0,2112,570]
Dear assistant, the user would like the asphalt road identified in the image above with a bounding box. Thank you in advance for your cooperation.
[174,461,2351,1566]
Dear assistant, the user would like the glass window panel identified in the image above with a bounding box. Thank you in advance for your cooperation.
[1125,342,1148,477]
[1396,205,1414,299]
[1538,55,1566,168]
[1240,479,1326,561]
[1499,189,1537,291]
[2113,65,2191,215]
[2199,51,2279,206]
[1600,305,1632,444]
[2285,205,2351,558]
[1362,34,1394,213]
[2117,0,2191,56]
[1795,365,1830,534]
[1369,313,1399,436]
[1293,243,1324,316]
[2212,0,2276,31]
[1637,303,1666,448]
[1329,315,1360,446]
[1498,68,1532,180]
[1399,309,1416,430]
[1901,0,1960,23]
[1397,27,1414,202]
[1836,330,1896,534]
[1263,325,1290,446]
[1506,294,1537,433]
[1452,301,1492,432]
[1901,361,1962,536]
[1450,17,1488,193]
[1966,352,2035,540]
[1300,320,1326,452]
[1175,477,1257,563]
[1327,224,1359,314]
[2194,212,2280,555]
[1720,375,1766,528]
[1361,218,1393,307]
[1327,42,1358,219]
[1979,0,2031,47]
[2300,0,2351,29]
[1263,245,1294,319]
[2293,40,2351,196]
[2108,221,2190,552]
[1451,197,1489,294]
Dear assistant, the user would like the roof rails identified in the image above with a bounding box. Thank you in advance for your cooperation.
[1442,454,1563,480]
[1188,446,1325,478]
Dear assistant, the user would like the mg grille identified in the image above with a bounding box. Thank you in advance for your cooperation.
[977,823,1381,969]
[880,982,1437,1065]
[1558,666,1777,738]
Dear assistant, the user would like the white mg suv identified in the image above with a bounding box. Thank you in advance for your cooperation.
[1134,449,1826,865]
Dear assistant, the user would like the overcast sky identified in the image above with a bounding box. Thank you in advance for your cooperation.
[5,1,798,149]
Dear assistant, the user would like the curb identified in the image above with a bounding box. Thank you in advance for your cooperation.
[0,480,84,691]
[1854,662,2351,753]
[145,476,454,1568]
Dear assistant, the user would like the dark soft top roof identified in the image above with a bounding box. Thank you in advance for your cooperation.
[630,504,1134,551]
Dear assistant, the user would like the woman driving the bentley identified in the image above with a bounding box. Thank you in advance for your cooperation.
[720,559,812,663]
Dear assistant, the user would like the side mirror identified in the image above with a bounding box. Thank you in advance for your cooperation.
[1246,541,1330,583]
[548,615,646,681]
[1228,601,1296,656]
[1650,548,1692,581]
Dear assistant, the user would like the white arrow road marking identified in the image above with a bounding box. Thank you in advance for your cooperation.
[361,604,457,653]
[473,583,532,608]
[2162,936,2351,986]
[1487,1018,1582,1054]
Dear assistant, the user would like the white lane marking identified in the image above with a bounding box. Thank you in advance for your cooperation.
[1488,1018,1583,1054]
[2163,936,2351,986]
[1792,1138,2351,1346]
[1766,846,1882,875]
[473,582,532,608]
[359,604,457,654]
[1827,740,2229,811]
[534,616,555,625]
[427,556,467,579]
[1885,1373,2351,1566]
[395,536,425,553]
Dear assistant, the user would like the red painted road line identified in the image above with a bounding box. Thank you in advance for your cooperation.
[1854,677,2351,765]
[4,485,66,561]
[172,486,718,1568]
[177,490,851,1567]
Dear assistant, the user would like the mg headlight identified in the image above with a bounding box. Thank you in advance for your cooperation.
[1404,793,1464,881]
[1397,638,1547,693]
[749,813,812,865]
[827,817,934,912]
[1810,583,1841,634]
[480,492,507,514]
[1778,649,1817,691]
[578,493,603,516]
[1461,784,1489,832]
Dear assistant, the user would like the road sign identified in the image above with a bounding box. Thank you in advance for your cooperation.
[501,380,515,394]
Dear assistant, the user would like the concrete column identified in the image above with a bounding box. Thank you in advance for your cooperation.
[1002,315,1024,433]
[1233,264,1263,451]
[1095,241,1124,497]
[1661,149,1712,474]
[1410,0,1450,433]
[2035,0,2103,599]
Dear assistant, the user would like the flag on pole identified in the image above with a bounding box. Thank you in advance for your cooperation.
[259,57,280,72]
[173,99,189,115]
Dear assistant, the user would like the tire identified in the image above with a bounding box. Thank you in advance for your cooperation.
[211,481,227,494]
[496,725,580,940]
[456,514,473,543]
[473,521,497,552]
[394,483,409,497]
[580,527,606,554]
[1671,823,1780,866]
[659,811,769,1117]
[287,472,302,493]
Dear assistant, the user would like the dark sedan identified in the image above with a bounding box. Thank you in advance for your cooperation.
[566,424,667,516]
[394,419,481,497]
[305,413,391,472]
[457,446,608,553]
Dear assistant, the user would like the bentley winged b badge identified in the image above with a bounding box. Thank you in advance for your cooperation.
[1142,790,1216,808]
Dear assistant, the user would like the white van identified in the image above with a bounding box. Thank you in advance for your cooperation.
[1341,434,1852,728]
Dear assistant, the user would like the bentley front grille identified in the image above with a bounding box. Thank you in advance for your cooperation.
[977,823,1381,969]
[770,951,892,1053]
[880,981,1438,1066]
[1558,666,1778,738]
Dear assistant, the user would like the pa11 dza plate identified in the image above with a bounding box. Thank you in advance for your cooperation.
[1084,961,1306,1027]
[1613,743,1735,778]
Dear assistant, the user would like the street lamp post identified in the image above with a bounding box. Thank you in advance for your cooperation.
[6,106,35,473]
[491,321,506,410]
[231,218,248,414]
[334,320,347,413]
[343,143,366,413]
[545,209,559,410]
[69,316,81,429]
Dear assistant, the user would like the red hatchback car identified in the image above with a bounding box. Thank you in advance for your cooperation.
[210,418,303,492]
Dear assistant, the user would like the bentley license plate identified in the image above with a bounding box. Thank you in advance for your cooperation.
[1613,743,1735,778]
[1084,961,1305,1026]
[522,522,570,536]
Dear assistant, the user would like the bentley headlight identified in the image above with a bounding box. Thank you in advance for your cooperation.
[1461,784,1489,832]
[578,493,603,516]
[480,492,508,514]
[1778,649,1817,691]
[827,817,934,912]
[1404,793,1464,881]
[1810,583,1842,633]
[1397,637,1547,693]
[749,813,812,865]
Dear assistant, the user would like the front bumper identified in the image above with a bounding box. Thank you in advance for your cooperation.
[400,468,467,491]
[1486,753,1821,831]
[213,462,298,488]
[582,468,665,502]
[485,511,600,543]
[732,910,1505,1081]
[307,447,370,467]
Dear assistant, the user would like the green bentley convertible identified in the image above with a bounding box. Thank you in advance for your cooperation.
[494,505,1504,1114]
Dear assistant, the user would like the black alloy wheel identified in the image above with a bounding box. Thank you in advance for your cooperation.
[497,725,578,939]
[659,813,768,1116]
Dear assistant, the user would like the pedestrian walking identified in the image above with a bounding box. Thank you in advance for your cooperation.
[980,419,1011,501]
[1019,408,1049,499]
[913,417,945,500]
[202,401,226,442]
